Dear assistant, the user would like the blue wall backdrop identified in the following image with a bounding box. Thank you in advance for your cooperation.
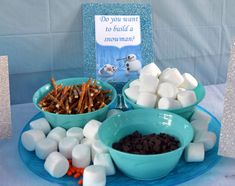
[0,0,234,104]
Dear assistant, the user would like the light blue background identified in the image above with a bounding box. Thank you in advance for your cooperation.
[0,0,234,104]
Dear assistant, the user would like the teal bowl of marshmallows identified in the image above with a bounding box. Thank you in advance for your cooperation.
[98,109,194,180]
[33,77,117,129]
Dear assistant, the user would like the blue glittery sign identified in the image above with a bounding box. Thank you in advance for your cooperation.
[82,3,154,86]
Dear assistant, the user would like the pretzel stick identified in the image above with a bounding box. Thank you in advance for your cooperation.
[77,83,86,112]
[51,78,57,95]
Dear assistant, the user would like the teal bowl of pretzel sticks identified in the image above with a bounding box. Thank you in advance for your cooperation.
[33,77,117,129]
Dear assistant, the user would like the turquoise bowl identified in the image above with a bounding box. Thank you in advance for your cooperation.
[98,109,193,180]
[122,81,205,120]
[33,77,117,129]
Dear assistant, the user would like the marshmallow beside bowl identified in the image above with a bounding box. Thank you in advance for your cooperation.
[98,109,193,180]
[33,78,117,129]
[122,81,205,120]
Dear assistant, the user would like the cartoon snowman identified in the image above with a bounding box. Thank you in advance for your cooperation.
[98,64,118,77]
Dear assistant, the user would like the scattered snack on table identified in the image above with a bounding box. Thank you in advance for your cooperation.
[193,131,217,151]
[21,129,45,151]
[83,120,102,140]
[59,137,78,159]
[44,151,69,178]
[66,160,84,184]
[72,144,91,168]
[30,118,51,135]
[35,138,57,160]
[91,140,108,162]
[38,78,112,114]
[106,109,123,118]
[66,127,84,142]
[112,131,180,155]
[47,127,66,143]
[94,153,116,176]
[184,143,205,162]
[83,165,106,186]
[191,119,209,134]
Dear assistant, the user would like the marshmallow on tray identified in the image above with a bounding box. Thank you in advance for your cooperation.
[106,109,123,118]
[180,73,198,90]
[94,153,116,176]
[66,127,83,142]
[72,144,91,168]
[159,68,184,87]
[191,119,209,133]
[91,140,108,162]
[83,165,106,186]
[59,137,78,159]
[177,90,197,107]
[124,86,139,102]
[83,120,102,140]
[194,131,217,151]
[139,74,159,93]
[190,109,211,124]
[158,97,182,110]
[81,138,94,147]
[184,143,205,162]
[140,62,161,77]
[129,79,140,87]
[35,138,57,160]
[30,118,51,135]
[136,92,158,108]
[21,129,45,151]
[44,152,69,178]
[47,127,66,143]
[157,82,179,99]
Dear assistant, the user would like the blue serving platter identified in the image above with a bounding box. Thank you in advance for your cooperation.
[18,106,221,186]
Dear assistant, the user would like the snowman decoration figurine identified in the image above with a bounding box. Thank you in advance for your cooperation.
[98,64,118,77]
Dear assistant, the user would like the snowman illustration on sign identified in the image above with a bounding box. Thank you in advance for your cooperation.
[117,54,142,75]
[98,64,118,77]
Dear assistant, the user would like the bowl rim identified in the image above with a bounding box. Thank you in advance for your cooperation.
[32,77,117,116]
[122,80,205,111]
[99,109,194,158]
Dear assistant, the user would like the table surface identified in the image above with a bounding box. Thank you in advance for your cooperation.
[1,84,235,186]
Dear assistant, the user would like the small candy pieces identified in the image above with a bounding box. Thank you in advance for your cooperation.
[124,86,139,102]
[139,74,159,94]
[72,144,91,168]
[47,127,66,144]
[83,165,106,186]
[66,160,84,184]
[35,138,57,160]
[91,140,108,162]
[66,127,84,142]
[194,131,217,151]
[180,73,198,90]
[30,118,51,135]
[159,68,184,87]
[83,120,102,140]
[140,62,161,77]
[59,137,78,159]
[157,82,179,99]
[136,92,158,108]
[158,97,182,110]
[184,143,205,162]
[21,129,45,151]
[106,109,123,118]
[93,153,116,176]
[177,90,197,107]
[44,151,69,178]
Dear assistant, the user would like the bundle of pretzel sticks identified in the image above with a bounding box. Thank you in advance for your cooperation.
[38,78,112,114]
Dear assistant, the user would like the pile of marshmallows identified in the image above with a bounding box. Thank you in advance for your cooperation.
[125,62,198,109]
[21,109,122,186]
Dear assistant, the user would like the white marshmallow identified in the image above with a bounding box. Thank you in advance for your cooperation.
[190,119,209,133]
[140,62,161,77]
[72,144,91,168]
[35,138,57,160]
[94,153,115,176]
[157,82,179,99]
[66,127,83,142]
[81,138,94,147]
[91,140,108,162]
[158,97,182,110]
[184,143,205,162]
[180,73,198,90]
[177,90,197,107]
[190,109,211,124]
[194,131,217,151]
[136,92,158,108]
[159,68,184,87]
[59,137,78,159]
[124,86,139,102]
[44,152,69,178]
[21,129,45,151]
[83,120,102,140]
[129,79,140,87]
[139,74,159,94]
[47,127,66,143]
[106,109,123,118]
[178,88,186,92]
[30,118,51,135]
[83,165,106,186]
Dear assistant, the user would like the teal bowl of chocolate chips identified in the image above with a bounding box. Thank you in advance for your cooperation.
[98,109,193,180]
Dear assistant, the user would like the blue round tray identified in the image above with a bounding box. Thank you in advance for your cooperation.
[18,106,221,186]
